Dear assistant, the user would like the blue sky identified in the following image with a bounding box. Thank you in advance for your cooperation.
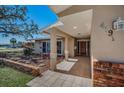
[0,5,58,44]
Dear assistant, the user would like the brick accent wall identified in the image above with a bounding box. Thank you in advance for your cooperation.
[94,61,124,87]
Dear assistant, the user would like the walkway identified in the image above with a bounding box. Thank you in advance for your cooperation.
[27,70,92,87]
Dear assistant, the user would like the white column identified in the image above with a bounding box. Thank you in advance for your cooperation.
[50,30,57,70]
[64,37,69,60]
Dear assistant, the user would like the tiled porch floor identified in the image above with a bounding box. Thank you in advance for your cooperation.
[69,57,91,78]
[27,70,92,87]
[56,57,91,78]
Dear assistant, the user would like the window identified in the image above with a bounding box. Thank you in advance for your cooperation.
[42,41,50,53]
[42,42,47,53]
[47,41,50,53]
[57,40,63,55]
[42,40,63,55]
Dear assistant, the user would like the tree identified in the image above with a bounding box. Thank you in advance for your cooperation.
[10,38,17,48]
[0,5,39,39]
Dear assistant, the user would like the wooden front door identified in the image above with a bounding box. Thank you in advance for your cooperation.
[80,41,86,56]
[76,41,90,56]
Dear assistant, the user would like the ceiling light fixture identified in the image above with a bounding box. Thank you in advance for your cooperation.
[73,26,77,29]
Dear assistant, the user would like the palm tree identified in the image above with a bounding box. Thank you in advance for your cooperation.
[10,38,17,48]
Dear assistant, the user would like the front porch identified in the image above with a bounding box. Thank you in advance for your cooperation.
[45,27,91,78]
[68,57,91,78]
[56,57,91,78]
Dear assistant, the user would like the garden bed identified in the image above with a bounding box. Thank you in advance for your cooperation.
[0,49,63,77]
[0,57,49,76]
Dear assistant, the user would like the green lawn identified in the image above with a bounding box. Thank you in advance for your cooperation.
[0,47,23,52]
[0,66,34,87]
[0,47,24,57]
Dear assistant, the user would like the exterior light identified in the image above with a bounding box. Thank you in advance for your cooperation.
[73,26,77,29]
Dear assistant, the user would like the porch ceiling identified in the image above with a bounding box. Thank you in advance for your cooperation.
[57,9,93,38]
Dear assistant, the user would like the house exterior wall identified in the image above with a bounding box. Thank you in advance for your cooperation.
[34,41,41,54]
[91,6,124,63]
[34,39,50,54]
[58,5,124,63]
[33,38,66,56]
[50,27,75,58]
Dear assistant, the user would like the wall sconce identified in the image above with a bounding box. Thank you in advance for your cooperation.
[100,22,115,41]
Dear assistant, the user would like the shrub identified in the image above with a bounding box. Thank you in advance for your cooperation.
[23,48,33,57]
[0,60,5,68]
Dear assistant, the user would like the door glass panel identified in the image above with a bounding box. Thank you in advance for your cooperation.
[42,42,46,53]
[77,41,80,55]
[57,41,62,54]
[47,41,50,53]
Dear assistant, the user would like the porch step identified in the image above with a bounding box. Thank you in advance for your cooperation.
[56,60,76,71]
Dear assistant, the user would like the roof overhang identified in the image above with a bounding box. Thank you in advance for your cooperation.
[49,5,72,14]
[40,21,64,34]
[43,6,93,38]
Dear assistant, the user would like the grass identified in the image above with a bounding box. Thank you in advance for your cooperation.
[0,47,23,52]
[0,66,34,87]
[0,47,24,57]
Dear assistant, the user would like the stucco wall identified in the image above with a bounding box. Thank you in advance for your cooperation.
[34,40,50,54]
[91,6,124,63]
[58,5,124,63]
[50,28,75,57]
[34,41,41,54]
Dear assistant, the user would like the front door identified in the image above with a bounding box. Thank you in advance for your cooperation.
[80,41,86,56]
[76,41,90,56]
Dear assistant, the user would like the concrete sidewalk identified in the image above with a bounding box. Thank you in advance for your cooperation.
[27,70,92,87]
